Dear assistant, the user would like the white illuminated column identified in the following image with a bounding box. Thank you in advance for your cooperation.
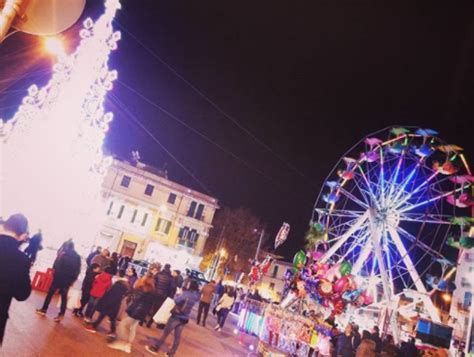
[0,0,121,253]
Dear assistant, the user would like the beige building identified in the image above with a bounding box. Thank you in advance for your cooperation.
[256,260,293,302]
[96,158,219,270]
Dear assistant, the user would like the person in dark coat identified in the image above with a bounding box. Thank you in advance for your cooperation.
[86,246,102,267]
[85,278,129,338]
[73,263,101,317]
[109,252,119,276]
[400,337,419,357]
[108,275,155,354]
[336,324,354,357]
[118,255,131,276]
[380,334,399,357]
[24,230,43,263]
[352,324,361,352]
[146,263,173,327]
[145,280,201,357]
[0,214,31,346]
[371,326,382,354]
[36,240,81,322]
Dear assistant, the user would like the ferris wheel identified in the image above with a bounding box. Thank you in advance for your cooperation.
[313,127,472,323]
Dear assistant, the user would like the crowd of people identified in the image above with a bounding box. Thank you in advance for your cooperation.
[0,212,245,355]
[314,323,421,357]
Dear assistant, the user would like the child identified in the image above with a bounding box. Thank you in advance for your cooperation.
[84,266,113,322]
[84,274,129,338]
[73,263,100,317]
[108,274,155,354]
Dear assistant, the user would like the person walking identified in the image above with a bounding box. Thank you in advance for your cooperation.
[84,267,113,321]
[214,286,236,332]
[146,263,173,328]
[36,240,81,322]
[0,214,31,346]
[356,330,376,357]
[196,280,215,327]
[145,280,201,356]
[109,252,119,276]
[85,276,129,338]
[336,324,354,357]
[72,263,101,317]
[211,279,224,308]
[86,246,102,267]
[91,249,111,271]
[24,230,43,264]
[108,275,155,354]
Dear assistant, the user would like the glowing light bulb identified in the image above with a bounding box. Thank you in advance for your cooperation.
[43,37,65,56]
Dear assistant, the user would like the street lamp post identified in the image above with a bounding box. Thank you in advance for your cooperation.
[254,228,265,260]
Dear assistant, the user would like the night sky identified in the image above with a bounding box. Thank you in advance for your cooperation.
[1,1,473,260]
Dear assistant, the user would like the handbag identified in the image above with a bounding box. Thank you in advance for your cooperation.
[153,297,175,324]
[171,298,190,324]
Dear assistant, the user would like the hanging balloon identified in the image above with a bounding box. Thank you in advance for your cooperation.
[333,276,350,293]
[312,250,324,261]
[293,250,307,269]
[361,291,374,306]
[318,279,333,297]
[339,261,352,276]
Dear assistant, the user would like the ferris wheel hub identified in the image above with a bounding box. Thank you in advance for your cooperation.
[373,207,400,228]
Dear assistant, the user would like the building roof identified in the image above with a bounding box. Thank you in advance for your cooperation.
[112,157,220,208]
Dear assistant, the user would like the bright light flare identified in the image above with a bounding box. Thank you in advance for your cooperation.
[441,293,452,303]
[43,37,66,56]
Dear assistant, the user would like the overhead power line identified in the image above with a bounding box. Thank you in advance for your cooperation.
[115,21,317,188]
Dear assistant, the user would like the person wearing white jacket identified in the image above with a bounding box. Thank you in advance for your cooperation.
[214,286,235,332]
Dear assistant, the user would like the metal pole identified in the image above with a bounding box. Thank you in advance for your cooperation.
[0,0,23,43]
[255,229,264,260]
[209,225,225,280]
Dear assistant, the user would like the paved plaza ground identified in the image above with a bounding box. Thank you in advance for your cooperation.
[1,290,257,357]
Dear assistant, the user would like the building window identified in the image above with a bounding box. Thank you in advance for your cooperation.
[269,282,275,290]
[464,292,472,309]
[168,193,177,204]
[120,175,131,188]
[117,205,125,219]
[107,201,114,215]
[155,218,172,234]
[178,226,199,249]
[187,201,197,217]
[272,265,279,278]
[141,213,148,226]
[144,184,154,196]
[131,209,138,223]
[195,203,205,220]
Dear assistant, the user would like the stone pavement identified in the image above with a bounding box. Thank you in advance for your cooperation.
[1,290,258,357]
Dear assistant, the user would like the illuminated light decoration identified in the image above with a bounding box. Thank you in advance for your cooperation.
[0,0,121,253]
[313,127,472,342]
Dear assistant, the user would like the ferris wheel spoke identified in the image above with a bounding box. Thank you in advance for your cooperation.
[386,150,405,204]
[316,209,366,218]
[378,149,387,207]
[396,226,445,260]
[356,165,380,209]
[399,186,466,213]
[336,187,370,209]
[399,212,453,225]
[368,209,394,301]
[386,226,427,293]
[389,159,423,207]
[321,211,369,263]
[392,171,438,210]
